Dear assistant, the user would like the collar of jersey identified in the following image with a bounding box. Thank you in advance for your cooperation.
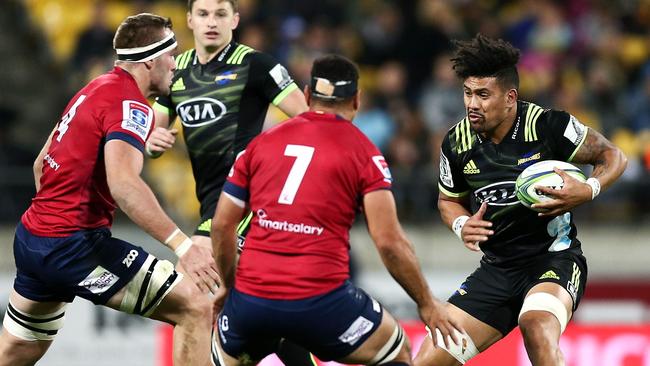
[113,66,137,84]
[196,41,237,66]
[302,111,349,122]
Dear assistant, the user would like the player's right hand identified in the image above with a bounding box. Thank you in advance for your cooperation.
[419,298,464,349]
[178,243,220,294]
[461,202,493,251]
[146,127,178,156]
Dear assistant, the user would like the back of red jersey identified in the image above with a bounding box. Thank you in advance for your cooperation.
[22,67,154,236]
[224,111,392,299]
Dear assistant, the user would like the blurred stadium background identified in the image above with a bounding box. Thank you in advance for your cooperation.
[0,0,649,365]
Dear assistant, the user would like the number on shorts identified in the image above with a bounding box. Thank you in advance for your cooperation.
[278,144,315,205]
[56,94,87,142]
[122,249,139,268]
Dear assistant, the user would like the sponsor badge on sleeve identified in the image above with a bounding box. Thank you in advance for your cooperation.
[372,155,393,184]
[121,100,153,141]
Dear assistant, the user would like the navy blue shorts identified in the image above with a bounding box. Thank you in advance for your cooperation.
[12,222,148,304]
[215,281,383,362]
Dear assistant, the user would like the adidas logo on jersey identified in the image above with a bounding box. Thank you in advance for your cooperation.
[463,160,480,174]
[539,270,560,280]
[172,77,185,91]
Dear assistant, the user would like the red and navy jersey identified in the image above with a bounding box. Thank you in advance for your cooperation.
[224,111,392,299]
[22,67,154,236]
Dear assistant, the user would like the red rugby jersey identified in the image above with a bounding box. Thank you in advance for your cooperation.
[22,67,154,236]
[224,111,392,299]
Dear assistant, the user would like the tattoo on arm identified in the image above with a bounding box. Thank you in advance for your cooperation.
[572,129,607,161]
[571,129,614,179]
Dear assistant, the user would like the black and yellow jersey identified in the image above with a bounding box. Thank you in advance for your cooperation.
[438,100,589,265]
[154,41,298,218]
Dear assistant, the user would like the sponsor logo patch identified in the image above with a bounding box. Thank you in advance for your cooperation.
[456,283,468,296]
[474,181,519,206]
[256,209,324,235]
[269,64,293,89]
[78,266,119,295]
[176,97,227,127]
[215,71,238,85]
[439,151,453,188]
[121,100,153,141]
[567,262,581,302]
[563,115,587,146]
[518,152,541,166]
[539,270,560,280]
[463,160,480,174]
[338,316,374,346]
[372,155,393,183]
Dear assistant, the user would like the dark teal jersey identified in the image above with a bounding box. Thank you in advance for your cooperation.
[438,100,590,265]
[154,41,298,217]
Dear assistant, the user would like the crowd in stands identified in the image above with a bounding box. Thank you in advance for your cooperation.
[2,0,649,224]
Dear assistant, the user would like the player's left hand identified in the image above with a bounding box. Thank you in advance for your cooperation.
[419,298,464,349]
[532,168,592,217]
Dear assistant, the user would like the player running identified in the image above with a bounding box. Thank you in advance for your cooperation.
[414,34,627,366]
[0,13,216,366]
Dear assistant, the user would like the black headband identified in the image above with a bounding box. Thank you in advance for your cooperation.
[310,77,358,100]
[115,32,177,62]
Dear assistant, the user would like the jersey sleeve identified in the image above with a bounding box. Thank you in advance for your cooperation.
[223,141,255,203]
[153,94,173,117]
[537,110,589,162]
[104,98,154,153]
[249,52,299,106]
[438,133,470,197]
[358,138,393,195]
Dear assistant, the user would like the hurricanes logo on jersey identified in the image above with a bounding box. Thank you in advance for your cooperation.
[518,152,541,166]
[215,71,238,85]
[463,160,480,174]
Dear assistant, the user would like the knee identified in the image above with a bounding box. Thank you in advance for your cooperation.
[0,331,50,365]
[174,285,213,325]
[519,312,557,348]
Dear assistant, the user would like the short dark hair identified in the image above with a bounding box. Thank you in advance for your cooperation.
[113,13,172,49]
[450,34,520,90]
[188,0,238,12]
[310,54,359,105]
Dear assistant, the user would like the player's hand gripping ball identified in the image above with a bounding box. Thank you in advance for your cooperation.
[516,160,586,211]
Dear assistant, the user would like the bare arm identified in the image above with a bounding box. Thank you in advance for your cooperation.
[364,189,463,345]
[274,88,308,121]
[210,192,245,290]
[438,194,492,251]
[105,139,178,241]
[105,139,218,291]
[33,127,57,192]
[570,128,627,192]
[210,192,246,313]
[438,194,471,229]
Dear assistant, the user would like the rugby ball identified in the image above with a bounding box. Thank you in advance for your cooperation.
[516,160,586,210]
